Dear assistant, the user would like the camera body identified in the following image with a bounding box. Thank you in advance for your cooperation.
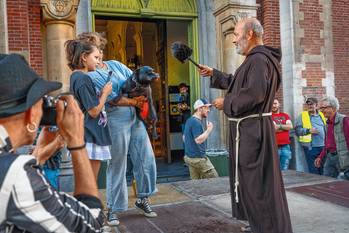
[40,95,57,126]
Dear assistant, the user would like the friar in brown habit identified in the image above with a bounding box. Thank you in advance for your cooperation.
[198,18,293,233]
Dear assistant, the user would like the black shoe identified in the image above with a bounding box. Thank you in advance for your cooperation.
[107,210,120,226]
[135,197,157,218]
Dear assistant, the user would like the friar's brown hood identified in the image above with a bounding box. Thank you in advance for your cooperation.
[247,45,282,90]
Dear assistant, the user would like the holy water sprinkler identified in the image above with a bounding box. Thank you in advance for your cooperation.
[171,41,201,68]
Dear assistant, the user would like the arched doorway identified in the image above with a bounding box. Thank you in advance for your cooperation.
[91,0,199,163]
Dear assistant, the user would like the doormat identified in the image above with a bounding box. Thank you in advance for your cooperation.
[118,201,243,233]
[288,181,349,208]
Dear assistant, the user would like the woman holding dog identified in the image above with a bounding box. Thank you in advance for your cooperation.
[79,32,158,226]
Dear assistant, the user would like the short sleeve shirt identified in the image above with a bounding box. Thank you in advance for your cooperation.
[88,60,133,105]
[272,112,291,145]
[70,71,112,146]
[183,116,206,157]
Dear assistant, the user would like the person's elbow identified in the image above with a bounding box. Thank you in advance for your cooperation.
[195,138,204,144]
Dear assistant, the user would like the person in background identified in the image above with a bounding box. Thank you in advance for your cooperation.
[314,96,349,180]
[295,97,326,175]
[65,39,113,181]
[183,98,218,179]
[178,82,191,130]
[0,53,104,232]
[271,99,293,170]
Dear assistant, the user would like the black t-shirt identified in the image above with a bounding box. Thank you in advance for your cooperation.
[70,71,112,146]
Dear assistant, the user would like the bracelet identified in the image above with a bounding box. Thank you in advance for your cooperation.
[67,143,86,151]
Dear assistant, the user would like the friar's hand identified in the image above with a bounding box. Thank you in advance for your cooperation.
[212,97,224,110]
[198,64,213,77]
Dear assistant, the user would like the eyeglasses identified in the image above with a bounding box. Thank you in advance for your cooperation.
[319,106,331,110]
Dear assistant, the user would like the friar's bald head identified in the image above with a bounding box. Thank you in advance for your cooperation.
[241,18,264,39]
[233,18,264,55]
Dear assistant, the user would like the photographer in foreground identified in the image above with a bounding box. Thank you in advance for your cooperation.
[0,53,103,232]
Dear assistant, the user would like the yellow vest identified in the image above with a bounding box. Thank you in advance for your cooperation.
[299,111,326,143]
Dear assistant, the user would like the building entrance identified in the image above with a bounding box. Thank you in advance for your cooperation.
[95,17,191,162]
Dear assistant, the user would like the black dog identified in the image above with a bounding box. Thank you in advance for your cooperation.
[122,66,160,139]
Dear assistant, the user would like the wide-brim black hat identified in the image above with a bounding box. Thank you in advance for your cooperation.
[0,53,62,118]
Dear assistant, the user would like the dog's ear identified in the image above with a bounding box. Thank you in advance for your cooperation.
[134,68,140,79]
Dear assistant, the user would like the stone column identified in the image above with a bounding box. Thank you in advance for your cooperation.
[41,0,79,91]
[212,0,258,148]
[40,0,79,192]
[0,0,8,53]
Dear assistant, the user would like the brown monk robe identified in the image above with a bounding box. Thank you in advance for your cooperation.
[210,45,293,233]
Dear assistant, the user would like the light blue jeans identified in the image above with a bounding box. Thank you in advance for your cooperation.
[106,106,157,212]
[278,144,292,170]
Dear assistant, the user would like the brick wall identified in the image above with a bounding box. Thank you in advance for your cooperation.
[299,0,327,108]
[7,0,29,53]
[28,0,43,76]
[7,0,43,75]
[256,0,284,109]
[332,0,349,115]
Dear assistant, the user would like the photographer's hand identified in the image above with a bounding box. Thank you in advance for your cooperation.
[56,95,99,198]
[33,127,65,165]
[56,95,84,148]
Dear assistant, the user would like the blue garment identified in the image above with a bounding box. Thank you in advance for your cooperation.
[42,165,60,190]
[309,115,326,147]
[278,144,292,170]
[106,106,157,212]
[303,146,323,175]
[88,60,132,103]
[95,60,157,212]
[184,116,206,157]
[70,71,112,146]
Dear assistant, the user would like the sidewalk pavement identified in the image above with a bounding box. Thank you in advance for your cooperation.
[102,170,349,233]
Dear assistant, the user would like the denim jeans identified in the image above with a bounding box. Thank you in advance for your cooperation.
[323,154,340,178]
[278,144,292,170]
[303,146,324,175]
[106,106,157,212]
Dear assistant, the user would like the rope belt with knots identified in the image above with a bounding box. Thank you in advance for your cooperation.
[228,112,272,203]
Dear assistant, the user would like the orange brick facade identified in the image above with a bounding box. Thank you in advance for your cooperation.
[256,0,348,115]
[5,0,348,114]
[7,0,43,76]
[256,0,283,106]
[332,0,349,115]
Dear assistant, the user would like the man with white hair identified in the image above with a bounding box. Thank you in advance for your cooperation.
[315,96,349,180]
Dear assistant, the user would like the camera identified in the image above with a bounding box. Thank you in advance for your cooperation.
[40,95,57,126]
